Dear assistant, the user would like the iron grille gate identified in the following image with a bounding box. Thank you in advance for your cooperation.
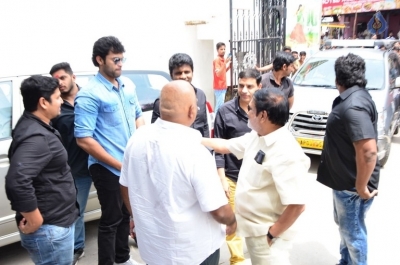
[228,0,287,99]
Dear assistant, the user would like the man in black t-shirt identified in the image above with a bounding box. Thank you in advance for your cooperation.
[317,53,379,265]
[151,53,209,137]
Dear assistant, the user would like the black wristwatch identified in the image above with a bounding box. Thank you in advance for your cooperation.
[267,230,275,240]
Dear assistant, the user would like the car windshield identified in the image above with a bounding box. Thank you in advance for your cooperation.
[293,57,384,90]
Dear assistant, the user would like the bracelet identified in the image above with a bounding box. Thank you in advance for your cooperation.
[129,216,134,221]
[267,230,275,240]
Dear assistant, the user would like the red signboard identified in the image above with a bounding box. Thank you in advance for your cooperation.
[322,0,399,15]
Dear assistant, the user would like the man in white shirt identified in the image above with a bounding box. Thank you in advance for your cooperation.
[120,80,236,265]
[202,88,310,265]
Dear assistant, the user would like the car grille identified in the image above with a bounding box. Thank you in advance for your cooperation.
[289,112,328,136]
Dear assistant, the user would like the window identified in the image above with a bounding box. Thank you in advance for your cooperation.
[121,72,170,111]
[0,81,12,139]
[75,75,95,88]
[294,57,384,90]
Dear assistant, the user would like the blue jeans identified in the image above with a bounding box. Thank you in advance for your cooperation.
[214,89,227,114]
[333,189,374,265]
[74,175,92,250]
[20,224,75,265]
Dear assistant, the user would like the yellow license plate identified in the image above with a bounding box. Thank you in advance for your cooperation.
[296,137,324,150]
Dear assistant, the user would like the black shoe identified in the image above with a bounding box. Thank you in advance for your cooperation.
[73,248,85,265]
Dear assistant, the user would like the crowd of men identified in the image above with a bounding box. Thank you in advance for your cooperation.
[5,35,380,265]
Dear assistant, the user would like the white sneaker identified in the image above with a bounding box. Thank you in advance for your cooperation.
[114,258,142,265]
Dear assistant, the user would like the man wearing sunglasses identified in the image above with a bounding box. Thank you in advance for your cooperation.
[74,36,144,265]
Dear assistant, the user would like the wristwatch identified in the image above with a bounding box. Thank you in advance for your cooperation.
[267,230,275,240]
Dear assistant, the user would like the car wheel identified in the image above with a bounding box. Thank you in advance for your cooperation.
[379,141,391,167]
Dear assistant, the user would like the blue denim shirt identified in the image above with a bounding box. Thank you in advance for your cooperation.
[74,72,142,176]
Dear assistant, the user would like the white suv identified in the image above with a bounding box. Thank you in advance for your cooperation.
[288,40,400,166]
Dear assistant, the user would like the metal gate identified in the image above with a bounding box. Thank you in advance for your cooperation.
[228,0,287,99]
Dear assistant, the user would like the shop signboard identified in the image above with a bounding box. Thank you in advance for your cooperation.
[286,0,322,55]
[322,0,400,16]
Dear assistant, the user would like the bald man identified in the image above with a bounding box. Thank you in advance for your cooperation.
[120,80,236,265]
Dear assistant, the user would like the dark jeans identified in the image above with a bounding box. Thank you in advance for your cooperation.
[200,249,220,265]
[90,164,130,265]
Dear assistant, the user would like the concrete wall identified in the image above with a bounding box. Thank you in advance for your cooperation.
[0,0,233,107]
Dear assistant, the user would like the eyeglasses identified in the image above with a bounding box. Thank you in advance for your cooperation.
[112,57,126,65]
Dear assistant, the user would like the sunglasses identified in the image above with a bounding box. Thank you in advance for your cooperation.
[112,57,127,65]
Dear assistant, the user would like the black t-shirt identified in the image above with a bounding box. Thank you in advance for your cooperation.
[151,85,210,137]
[317,86,380,191]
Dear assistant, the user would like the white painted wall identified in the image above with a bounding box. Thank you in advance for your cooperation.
[0,0,232,108]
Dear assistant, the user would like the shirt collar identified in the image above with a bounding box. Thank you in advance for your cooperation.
[155,118,202,141]
[339,85,363,100]
[261,126,287,146]
[234,97,249,118]
[96,72,123,91]
[62,84,80,106]
[23,111,57,134]
[268,71,287,83]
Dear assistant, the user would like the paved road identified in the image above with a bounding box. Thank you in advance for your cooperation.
[1,136,400,264]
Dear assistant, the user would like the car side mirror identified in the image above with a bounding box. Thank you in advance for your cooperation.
[396,76,400,88]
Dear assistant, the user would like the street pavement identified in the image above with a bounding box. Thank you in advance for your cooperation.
[1,135,400,264]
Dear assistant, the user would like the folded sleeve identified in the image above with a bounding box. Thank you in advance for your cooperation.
[343,107,376,142]
[74,91,99,138]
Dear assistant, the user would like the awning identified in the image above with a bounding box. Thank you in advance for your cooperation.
[321,23,346,28]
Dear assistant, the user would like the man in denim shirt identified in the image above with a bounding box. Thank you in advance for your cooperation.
[74,36,144,265]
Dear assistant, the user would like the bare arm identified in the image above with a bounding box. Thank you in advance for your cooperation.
[288,96,294,110]
[201,137,231,154]
[256,63,273,72]
[210,204,237,235]
[136,116,145,128]
[268,204,305,244]
[120,185,135,238]
[217,168,230,198]
[19,209,43,234]
[120,185,132,216]
[76,137,122,171]
[226,57,232,72]
[354,138,378,199]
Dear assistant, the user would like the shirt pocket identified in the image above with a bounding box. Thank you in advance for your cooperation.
[102,103,122,126]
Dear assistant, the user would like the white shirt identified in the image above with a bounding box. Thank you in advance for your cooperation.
[120,119,227,265]
[227,128,310,240]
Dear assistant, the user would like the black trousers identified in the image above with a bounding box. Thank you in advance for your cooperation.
[90,164,130,265]
[200,249,220,265]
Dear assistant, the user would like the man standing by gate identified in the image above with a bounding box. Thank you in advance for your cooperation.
[213,42,231,113]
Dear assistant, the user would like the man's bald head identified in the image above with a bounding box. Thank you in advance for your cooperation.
[159,80,197,126]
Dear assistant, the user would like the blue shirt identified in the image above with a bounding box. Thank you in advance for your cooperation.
[74,72,142,176]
